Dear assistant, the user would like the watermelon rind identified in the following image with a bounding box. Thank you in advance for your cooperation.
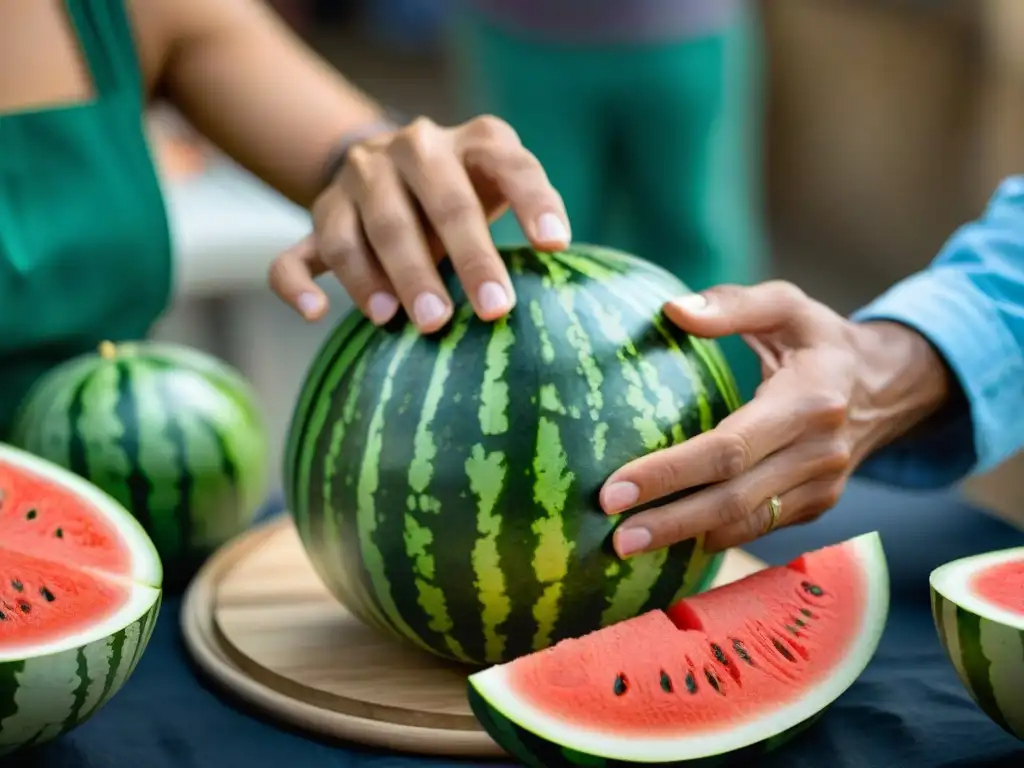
[0,443,162,588]
[8,340,269,588]
[285,244,741,666]
[0,442,164,755]
[0,590,161,756]
[929,547,1024,740]
[467,532,890,763]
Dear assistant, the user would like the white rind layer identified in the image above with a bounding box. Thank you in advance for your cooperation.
[468,531,890,763]
[0,443,163,587]
[930,546,1024,631]
[0,582,160,663]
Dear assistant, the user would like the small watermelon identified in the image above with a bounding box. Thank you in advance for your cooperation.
[285,244,743,666]
[0,443,162,756]
[467,532,890,765]
[9,340,270,589]
[930,546,1024,740]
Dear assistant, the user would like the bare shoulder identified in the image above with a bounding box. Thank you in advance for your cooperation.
[127,0,274,93]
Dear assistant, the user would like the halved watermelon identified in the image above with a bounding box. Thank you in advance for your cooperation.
[930,546,1024,740]
[468,532,888,765]
[0,444,163,756]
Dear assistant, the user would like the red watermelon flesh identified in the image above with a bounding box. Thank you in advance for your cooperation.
[467,532,888,764]
[0,461,133,577]
[0,447,162,659]
[969,559,1024,617]
[0,551,132,654]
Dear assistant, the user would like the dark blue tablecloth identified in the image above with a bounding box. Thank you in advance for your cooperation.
[11,479,1024,767]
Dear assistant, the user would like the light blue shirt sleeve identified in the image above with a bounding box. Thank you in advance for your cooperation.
[850,175,1024,489]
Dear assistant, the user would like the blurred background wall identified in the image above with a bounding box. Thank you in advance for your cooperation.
[150,0,1024,524]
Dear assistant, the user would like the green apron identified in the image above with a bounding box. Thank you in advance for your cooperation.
[0,0,172,438]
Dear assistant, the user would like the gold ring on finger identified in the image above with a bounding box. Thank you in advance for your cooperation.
[764,495,782,534]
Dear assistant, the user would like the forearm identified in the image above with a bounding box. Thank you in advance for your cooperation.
[160,0,389,208]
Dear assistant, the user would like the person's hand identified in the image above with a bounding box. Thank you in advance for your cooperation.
[599,281,952,558]
[268,115,571,333]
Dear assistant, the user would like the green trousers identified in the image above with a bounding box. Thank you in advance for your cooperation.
[451,9,767,401]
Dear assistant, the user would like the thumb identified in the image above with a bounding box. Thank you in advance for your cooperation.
[663,281,811,338]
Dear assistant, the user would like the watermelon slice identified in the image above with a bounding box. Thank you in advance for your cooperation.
[930,546,1024,740]
[0,444,163,756]
[468,532,889,765]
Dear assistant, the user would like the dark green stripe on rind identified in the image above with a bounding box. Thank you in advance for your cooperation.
[287,245,739,664]
[8,344,268,589]
[467,684,820,767]
[931,589,1020,737]
[0,594,161,757]
[284,309,367,517]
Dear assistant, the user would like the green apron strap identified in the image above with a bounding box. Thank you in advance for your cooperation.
[64,0,144,100]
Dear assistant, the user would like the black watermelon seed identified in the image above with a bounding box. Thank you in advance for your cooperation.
[18,602,30,613]
[772,638,796,662]
[711,643,729,665]
[704,669,722,693]
[660,671,673,692]
[801,581,824,597]
[800,608,815,618]
[25,509,37,520]
[54,528,64,539]
[613,675,628,696]
[10,580,22,592]
[40,587,55,602]
[732,639,754,665]
[685,672,697,694]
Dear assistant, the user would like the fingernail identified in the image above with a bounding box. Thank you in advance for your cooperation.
[672,293,714,314]
[536,213,570,245]
[297,292,324,317]
[413,292,448,328]
[367,291,399,324]
[602,481,639,513]
[616,527,652,558]
[477,281,510,315]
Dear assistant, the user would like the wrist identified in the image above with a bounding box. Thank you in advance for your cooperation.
[318,109,407,192]
[847,320,953,462]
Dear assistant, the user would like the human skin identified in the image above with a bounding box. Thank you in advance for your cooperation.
[596,281,953,557]
[2,0,571,332]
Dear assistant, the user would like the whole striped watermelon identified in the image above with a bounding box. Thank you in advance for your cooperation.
[9,341,270,589]
[285,245,742,666]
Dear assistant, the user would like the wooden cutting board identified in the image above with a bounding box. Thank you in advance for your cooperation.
[180,515,768,757]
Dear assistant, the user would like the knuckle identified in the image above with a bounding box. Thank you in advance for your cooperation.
[468,114,519,144]
[394,119,437,161]
[765,279,807,307]
[430,192,475,229]
[645,459,682,499]
[819,438,853,474]
[363,208,408,248]
[715,487,749,527]
[319,229,359,265]
[806,391,849,428]
[745,505,771,539]
[267,256,291,288]
[714,434,753,479]
[345,145,376,181]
